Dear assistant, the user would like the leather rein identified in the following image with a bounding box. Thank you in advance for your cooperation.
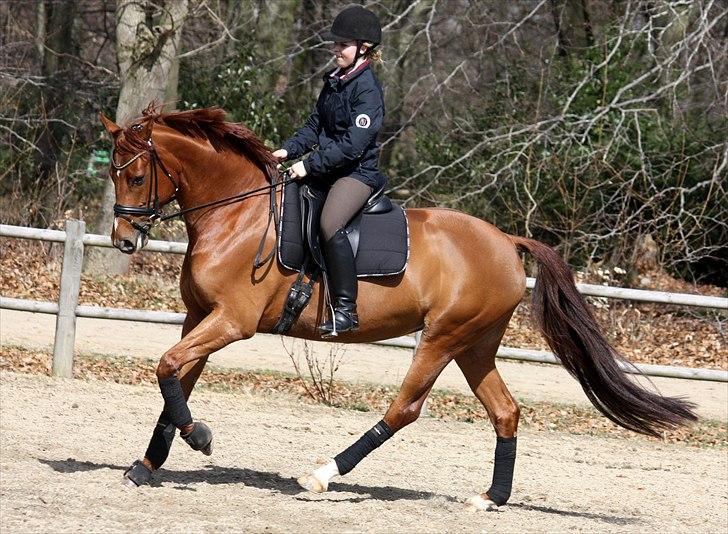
[111,138,294,267]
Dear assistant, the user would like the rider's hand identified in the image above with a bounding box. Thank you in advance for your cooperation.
[290,161,308,180]
[272,148,288,162]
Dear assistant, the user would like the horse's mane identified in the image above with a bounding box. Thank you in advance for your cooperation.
[120,103,279,182]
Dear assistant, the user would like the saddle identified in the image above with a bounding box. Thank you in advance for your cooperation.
[273,180,409,334]
[278,180,408,277]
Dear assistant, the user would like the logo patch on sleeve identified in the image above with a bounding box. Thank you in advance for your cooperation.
[355,114,371,128]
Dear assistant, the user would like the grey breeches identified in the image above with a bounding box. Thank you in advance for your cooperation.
[320,177,373,241]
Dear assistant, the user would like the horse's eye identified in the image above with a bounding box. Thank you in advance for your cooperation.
[131,175,145,186]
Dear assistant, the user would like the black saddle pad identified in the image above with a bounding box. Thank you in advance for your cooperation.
[277,181,409,277]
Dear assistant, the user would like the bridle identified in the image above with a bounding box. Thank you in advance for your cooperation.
[110,136,295,267]
[111,138,178,235]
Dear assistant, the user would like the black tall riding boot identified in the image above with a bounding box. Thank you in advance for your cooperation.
[319,228,359,336]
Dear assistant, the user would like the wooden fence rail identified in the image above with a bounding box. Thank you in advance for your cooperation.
[1,221,726,382]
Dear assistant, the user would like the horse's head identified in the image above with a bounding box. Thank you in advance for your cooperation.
[100,113,178,254]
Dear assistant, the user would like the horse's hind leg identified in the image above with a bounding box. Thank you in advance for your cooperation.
[298,335,452,493]
[455,320,520,511]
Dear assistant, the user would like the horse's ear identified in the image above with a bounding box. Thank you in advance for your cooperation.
[100,113,122,138]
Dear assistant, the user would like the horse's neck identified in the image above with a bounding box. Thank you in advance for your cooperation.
[165,134,270,243]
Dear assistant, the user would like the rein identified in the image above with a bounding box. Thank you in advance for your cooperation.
[112,139,295,267]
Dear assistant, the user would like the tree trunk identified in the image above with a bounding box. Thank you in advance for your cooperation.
[579,0,594,48]
[87,0,189,276]
[286,0,327,108]
[549,0,569,57]
[379,0,429,182]
[224,0,245,58]
[0,1,10,48]
[114,0,189,126]
[35,0,46,61]
[34,0,76,225]
[164,53,180,107]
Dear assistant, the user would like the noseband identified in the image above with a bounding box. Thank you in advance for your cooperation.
[111,138,178,235]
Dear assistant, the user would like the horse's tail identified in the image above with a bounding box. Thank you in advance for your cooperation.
[509,235,697,437]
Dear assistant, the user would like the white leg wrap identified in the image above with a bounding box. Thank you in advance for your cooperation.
[298,459,339,493]
[465,494,500,512]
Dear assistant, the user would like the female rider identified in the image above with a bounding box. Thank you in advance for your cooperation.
[273,5,386,337]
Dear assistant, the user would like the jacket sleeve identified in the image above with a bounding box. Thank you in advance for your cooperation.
[303,83,383,176]
[281,107,321,160]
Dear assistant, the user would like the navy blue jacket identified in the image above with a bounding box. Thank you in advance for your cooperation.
[282,62,387,190]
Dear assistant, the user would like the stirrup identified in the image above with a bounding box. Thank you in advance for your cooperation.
[319,309,359,337]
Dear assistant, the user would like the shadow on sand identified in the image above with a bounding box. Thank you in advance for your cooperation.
[38,458,640,525]
[39,458,456,503]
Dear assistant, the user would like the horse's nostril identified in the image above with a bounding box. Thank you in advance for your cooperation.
[120,239,135,253]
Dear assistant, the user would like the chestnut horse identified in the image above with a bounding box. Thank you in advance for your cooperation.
[100,107,695,510]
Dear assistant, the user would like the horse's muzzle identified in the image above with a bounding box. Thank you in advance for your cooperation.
[115,237,137,254]
[112,218,149,254]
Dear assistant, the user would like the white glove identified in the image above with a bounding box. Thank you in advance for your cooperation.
[290,160,308,180]
[272,148,288,161]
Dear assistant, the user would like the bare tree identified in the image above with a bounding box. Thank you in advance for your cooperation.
[88,0,189,275]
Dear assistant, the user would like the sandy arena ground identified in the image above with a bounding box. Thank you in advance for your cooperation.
[1,371,727,533]
[1,309,727,532]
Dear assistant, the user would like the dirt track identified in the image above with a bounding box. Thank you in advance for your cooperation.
[1,371,727,532]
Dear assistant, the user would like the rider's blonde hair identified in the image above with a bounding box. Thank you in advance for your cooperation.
[363,42,383,64]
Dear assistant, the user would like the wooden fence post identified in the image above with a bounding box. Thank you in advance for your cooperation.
[52,219,85,377]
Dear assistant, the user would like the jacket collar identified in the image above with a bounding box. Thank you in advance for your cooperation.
[324,60,371,87]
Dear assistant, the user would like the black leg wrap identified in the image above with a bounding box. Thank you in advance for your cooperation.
[181,421,213,454]
[123,460,153,487]
[158,376,193,429]
[334,420,393,476]
[486,436,517,506]
[144,412,176,469]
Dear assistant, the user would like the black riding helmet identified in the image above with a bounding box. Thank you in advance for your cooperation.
[323,5,382,46]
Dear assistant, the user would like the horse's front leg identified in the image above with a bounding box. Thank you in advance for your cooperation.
[123,309,247,487]
[123,356,209,487]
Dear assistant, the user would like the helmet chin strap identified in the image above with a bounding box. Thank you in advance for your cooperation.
[342,41,371,75]
[353,40,365,64]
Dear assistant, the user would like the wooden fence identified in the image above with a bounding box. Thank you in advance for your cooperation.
[1,220,726,383]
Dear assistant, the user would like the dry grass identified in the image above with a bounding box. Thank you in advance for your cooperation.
[2,345,724,449]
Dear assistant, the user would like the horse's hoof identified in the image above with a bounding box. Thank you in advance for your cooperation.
[122,475,139,489]
[182,421,213,455]
[297,474,328,493]
[464,494,499,512]
[122,459,152,488]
